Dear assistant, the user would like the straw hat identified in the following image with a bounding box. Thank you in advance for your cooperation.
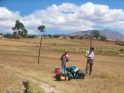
[64,50,68,53]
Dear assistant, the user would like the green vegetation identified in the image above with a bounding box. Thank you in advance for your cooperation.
[27,80,44,93]
[2,20,38,39]
[53,34,60,38]
[12,20,28,35]
[100,35,107,41]
[4,34,20,39]
[91,30,100,40]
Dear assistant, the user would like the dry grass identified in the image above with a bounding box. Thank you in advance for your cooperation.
[0,64,20,92]
[0,38,124,93]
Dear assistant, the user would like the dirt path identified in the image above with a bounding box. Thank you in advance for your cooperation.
[29,77,61,93]
[16,74,61,93]
[40,82,61,93]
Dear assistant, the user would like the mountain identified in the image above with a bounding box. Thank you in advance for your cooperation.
[68,29,124,41]
[100,29,124,41]
[68,30,92,36]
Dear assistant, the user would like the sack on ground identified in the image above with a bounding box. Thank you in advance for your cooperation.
[56,74,69,81]
[73,70,85,79]
[66,65,77,73]
[66,72,73,79]
[66,66,85,79]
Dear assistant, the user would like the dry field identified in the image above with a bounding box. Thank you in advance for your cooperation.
[0,38,124,93]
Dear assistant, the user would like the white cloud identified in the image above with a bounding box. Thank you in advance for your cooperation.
[0,2,124,34]
[0,7,21,33]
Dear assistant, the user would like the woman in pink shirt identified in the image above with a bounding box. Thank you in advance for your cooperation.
[61,51,69,73]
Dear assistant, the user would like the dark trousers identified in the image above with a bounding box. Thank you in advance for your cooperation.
[85,59,94,75]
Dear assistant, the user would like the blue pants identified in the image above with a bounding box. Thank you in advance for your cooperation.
[61,62,66,73]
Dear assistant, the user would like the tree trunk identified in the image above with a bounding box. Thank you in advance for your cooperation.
[38,35,43,64]
[90,35,93,49]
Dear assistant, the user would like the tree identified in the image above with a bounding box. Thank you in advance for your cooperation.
[12,20,28,35]
[91,30,100,40]
[48,34,53,38]
[23,29,28,35]
[37,25,45,64]
[12,27,17,35]
[100,35,106,41]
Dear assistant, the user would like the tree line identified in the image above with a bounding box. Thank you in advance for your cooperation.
[3,20,44,39]
[2,19,106,41]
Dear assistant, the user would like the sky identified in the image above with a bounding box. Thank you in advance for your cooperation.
[0,0,124,35]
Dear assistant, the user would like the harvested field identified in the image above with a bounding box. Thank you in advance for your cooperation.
[0,38,124,93]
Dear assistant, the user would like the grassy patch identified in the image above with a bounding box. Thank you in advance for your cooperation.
[27,80,44,93]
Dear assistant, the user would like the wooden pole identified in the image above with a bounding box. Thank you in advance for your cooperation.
[38,32,44,64]
[90,33,93,49]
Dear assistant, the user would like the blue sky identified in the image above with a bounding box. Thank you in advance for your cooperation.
[0,0,124,35]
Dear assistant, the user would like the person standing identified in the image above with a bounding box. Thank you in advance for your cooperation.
[61,51,69,74]
[85,47,94,75]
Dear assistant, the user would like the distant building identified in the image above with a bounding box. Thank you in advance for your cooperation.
[106,38,117,42]
[80,34,90,40]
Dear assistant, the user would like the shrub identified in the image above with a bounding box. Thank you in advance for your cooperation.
[48,34,53,38]
[20,34,27,38]
[53,34,60,38]
[27,35,37,38]
[3,34,20,39]
[69,36,75,39]
[100,35,106,41]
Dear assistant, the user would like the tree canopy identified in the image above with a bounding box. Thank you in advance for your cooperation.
[100,35,107,41]
[12,20,28,35]
[91,30,100,40]
[38,25,45,33]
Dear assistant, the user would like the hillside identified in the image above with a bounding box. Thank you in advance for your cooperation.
[100,29,124,40]
[68,29,124,41]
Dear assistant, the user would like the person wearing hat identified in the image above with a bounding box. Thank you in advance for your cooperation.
[85,47,94,75]
[60,51,69,74]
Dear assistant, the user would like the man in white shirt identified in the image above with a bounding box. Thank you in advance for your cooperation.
[85,47,94,75]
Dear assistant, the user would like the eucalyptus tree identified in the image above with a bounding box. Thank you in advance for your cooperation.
[12,27,16,35]
[91,30,100,40]
[12,20,28,35]
[100,35,106,41]
[22,28,28,35]
[89,30,100,49]
[37,25,45,64]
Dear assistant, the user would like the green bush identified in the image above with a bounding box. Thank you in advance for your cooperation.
[27,80,44,93]
[53,34,60,38]
[69,36,75,39]
[27,35,37,38]
[3,34,20,39]
[100,35,106,41]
